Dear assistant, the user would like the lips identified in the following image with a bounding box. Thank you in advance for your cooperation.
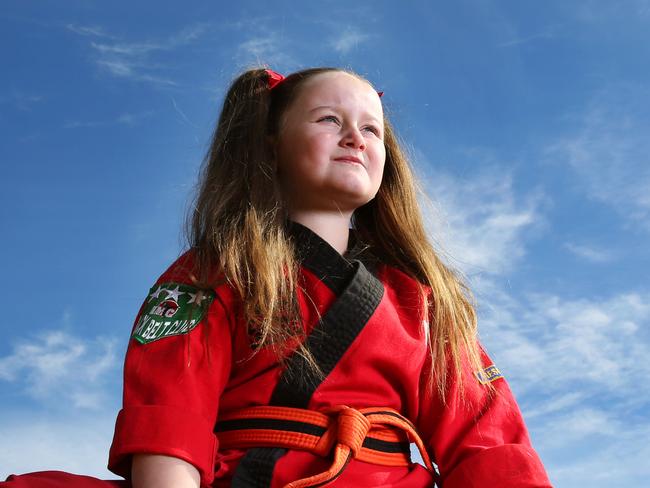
[334,155,363,165]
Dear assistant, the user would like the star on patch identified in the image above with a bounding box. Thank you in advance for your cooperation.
[149,286,165,301]
[165,285,184,301]
[187,291,207,304]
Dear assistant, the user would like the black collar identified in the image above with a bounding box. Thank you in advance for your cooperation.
[286,220,370,295]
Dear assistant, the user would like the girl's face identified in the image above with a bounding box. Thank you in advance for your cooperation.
[275,71,386,216]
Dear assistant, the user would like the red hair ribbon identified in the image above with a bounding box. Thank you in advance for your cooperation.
[265,69,285,89]
[265,68,384,98]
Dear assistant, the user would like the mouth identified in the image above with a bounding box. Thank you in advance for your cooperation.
[334,156,363,165]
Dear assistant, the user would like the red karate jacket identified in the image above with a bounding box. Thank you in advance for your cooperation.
[106,221,552,487]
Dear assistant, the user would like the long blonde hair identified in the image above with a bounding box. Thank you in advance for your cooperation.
[187,67,482,399]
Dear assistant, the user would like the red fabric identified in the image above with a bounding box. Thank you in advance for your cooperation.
[104,250,551,487]
[443,444,551,488]
[2,471,127,487]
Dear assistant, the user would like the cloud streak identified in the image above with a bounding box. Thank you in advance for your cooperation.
[420,166,543,276]
[68,22,212,86]
[66,23,117,39]
[418,158,650,486]
[564,242,614,263]
[0,330,120,409]
[497,24,560,48]
[0,412,117,479]
[330,30,370,54]
[0,92,44,111]
[63,110,155,129]
[546,83,650,230]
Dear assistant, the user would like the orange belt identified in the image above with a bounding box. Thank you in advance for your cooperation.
[215,405,436,488]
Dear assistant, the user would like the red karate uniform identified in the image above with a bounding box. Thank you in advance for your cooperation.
[2,222,552,487]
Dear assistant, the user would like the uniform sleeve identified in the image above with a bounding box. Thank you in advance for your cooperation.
[108,282,234,487]
[418,345,552,488]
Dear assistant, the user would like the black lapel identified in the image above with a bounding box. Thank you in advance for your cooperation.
[285,220,356,295]
[230,221,384,487]
[270,260,383,407]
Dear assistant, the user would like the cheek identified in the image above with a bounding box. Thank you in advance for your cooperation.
[371,145,387,176]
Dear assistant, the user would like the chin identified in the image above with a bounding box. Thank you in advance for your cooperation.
[334,194,376,212]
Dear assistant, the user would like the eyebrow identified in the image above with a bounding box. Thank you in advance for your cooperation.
[309,105,383,124]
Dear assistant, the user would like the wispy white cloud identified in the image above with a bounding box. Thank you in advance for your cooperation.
[91,41,162,56]
[483,290,650,398]
[234,34,297,69]
[420,164,544,276]
[0,412,116,479]
[564,242,614,263]
[66,23,116,39]
[330,30,370,54]
[524,391,586,419]
[93,55,177,87]
[477,282,650,487]
[546,421,650,487]
[406,130,649,487]
[0,330,119,409]
[497,24,560,48]
[0,92,44,111]
[69,22,211,86]
[546,83,650,230]
[573,1,650,22]
[63,110,155,129]
[541,407,619,446]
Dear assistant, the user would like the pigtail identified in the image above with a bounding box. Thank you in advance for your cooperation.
[186,68,320,372]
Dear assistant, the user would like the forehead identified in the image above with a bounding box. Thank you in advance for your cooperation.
[290,71,383,119]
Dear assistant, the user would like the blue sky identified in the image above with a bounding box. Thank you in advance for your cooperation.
[1,1,649,486]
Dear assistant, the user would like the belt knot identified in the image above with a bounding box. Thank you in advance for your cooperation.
[334,406,371,456]
[312,405,370,457]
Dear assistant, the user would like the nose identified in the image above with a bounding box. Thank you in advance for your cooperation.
[340,126,366,151]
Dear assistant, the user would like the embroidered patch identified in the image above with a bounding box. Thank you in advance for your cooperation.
[476,365,503,384]
[132,282,215,344]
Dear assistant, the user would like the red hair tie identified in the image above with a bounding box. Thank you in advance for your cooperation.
[265,68,384,98]
[265,69,285,89]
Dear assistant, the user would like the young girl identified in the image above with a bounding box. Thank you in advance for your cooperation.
[3,67,552,487]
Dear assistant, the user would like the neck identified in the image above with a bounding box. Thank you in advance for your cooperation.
[287,210,352,255]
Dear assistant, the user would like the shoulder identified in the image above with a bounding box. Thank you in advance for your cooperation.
[150,249,237,314]
[153,249,227,289]
[376,261,429,297]
[373,262,430,320]
[131,250,238,344]
[155,249,201,283]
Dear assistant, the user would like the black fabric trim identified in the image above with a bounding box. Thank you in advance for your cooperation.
[231,221,385,487]
[231,447,286,488]
[362,438,411,454]
[271,261,384,408]
[285,220,357,295]
[216,418,326,437]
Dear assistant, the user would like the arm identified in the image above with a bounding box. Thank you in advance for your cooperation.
[418,346,552,487]
[108,272,235,487]
[132,454,200,488]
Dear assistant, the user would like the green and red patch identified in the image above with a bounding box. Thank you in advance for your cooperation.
[132,282,215,344]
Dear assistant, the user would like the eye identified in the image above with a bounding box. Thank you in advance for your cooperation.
[317,115,340,124]
[363,125,381,137]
